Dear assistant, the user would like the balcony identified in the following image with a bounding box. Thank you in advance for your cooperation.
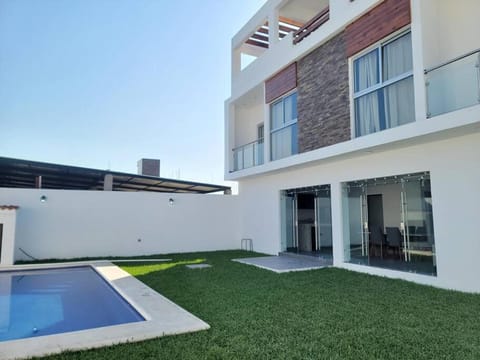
[233,0,330,73]
[425,49,480,118]
[232,139,264,172]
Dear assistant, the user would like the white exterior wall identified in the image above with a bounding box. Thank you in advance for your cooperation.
[420,0,480,69]
[237,133,480,293]
[234,102,264,147]
[0,190,241,261]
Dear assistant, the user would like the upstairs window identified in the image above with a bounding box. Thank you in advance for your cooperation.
[270,92,298,161]
[353,31,415,137]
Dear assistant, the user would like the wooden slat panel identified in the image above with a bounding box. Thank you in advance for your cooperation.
[251,33,269,42]
[279,16,303,28]
[256,27,268,35]
[345,0,411,57]
[246,39,268,49]
[265,63,297,103]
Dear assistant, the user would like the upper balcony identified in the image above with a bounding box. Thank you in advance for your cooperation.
[425,49,480,118]
[230,0,382,101]
[236,0,330,59]
[420,0,480,118]
[227,84,265,173]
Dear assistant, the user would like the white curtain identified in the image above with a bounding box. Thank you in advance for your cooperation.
[271,126,293,160]
[271,101,284,130]
[355,92,380,136]
[355,50,380,136]
[383,33,413,80]
[384,77,415,128]
[355,50,379,91]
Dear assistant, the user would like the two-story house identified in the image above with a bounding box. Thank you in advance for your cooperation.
[225,0,480,292]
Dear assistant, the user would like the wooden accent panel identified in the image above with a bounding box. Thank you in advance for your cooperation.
[345,0,411,57]
[279,16,304,29]
[265,63,297,103]
[250,33,269,42]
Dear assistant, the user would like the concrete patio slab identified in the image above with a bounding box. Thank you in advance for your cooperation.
[232,256,332,273]
[186,264,212,269]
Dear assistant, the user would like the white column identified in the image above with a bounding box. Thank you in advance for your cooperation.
[231,47,241,81]
[103,174,113,191]
[225,101,236,175]
[410,0,428,121]
[263,89,271,163]
[0,207,18,266]
[330,182,346,266]
[268,8,279,48]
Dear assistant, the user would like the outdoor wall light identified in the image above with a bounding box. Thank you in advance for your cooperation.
[169,198,174,206]
[40,195,47,203]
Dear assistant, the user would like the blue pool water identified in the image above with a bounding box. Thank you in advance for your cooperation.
[0,266,145,342]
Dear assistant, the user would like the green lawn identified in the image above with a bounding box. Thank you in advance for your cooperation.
[39,250,479,360]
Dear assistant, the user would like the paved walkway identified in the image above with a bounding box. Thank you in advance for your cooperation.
[232,255,332,273]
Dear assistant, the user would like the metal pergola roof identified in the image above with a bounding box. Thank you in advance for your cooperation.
[0,157,231,194]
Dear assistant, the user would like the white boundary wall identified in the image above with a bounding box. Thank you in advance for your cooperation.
[0,190,241,261]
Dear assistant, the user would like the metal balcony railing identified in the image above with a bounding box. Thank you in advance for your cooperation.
[293,6,330,45]
[232,139,264,172]
[425,48,480,118]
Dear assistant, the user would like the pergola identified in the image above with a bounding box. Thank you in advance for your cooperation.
[0,157,230,194]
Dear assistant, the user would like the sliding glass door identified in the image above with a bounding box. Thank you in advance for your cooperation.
[401,176,436,271]
[315,189,333,254]
[281,192,297,253]
[281,185,332,257]
[343,172,437,275]
[344,183,369,265]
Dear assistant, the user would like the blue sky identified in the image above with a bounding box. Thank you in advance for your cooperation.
[0,0,265,185]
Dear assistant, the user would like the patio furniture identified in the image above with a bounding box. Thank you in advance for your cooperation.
[369,226,385,258]
[241,238,253,251]
[386,227,402,260]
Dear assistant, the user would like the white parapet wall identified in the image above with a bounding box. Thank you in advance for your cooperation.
[0,190,241,261]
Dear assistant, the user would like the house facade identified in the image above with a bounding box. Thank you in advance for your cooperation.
[225,0,480,292]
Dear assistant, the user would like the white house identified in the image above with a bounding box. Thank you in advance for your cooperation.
[225,0,480,292]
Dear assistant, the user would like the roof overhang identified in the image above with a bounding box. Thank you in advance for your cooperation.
[0,157,230,194]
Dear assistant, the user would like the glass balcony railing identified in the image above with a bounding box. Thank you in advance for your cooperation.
[232,139,264,172]
[425,49,480,117]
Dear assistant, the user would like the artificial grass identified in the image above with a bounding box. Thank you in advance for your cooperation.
[38,250,479,360]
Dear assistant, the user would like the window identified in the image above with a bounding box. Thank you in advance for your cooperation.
[257,123,264,166]
[270,92,298,161]
[257,123,264,143]
[353,31,415,137]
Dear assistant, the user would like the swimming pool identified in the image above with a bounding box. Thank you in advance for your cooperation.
[0,266,144,342]
[0,261,209,360]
